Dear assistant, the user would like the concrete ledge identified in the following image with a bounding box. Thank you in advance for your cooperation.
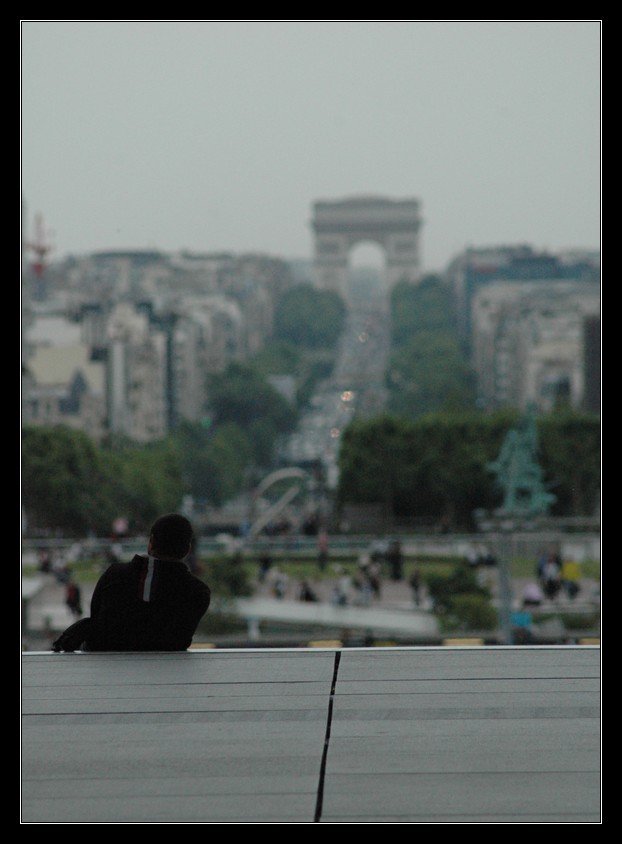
[21,645,601,823]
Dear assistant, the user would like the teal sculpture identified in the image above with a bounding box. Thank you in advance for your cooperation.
[488,405,556,517]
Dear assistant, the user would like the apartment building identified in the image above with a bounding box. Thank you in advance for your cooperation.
[470,279,600,412]
[22,249,294,442]
[444,245,600,414]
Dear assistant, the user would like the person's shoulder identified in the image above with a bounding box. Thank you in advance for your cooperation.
[188,570,211,599]
[189,569,210,589]
[163,560,209,589]
[99,556,143,580]
[129,554,149,566]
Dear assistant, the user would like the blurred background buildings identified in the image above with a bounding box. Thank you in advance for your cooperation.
[21,195,600,450]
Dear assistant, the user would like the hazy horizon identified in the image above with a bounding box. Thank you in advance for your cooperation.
[21,20,601,273]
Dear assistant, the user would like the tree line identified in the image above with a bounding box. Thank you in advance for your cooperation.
[336,407,600,531]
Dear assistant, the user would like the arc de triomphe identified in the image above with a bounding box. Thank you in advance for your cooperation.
[311,195,423,299]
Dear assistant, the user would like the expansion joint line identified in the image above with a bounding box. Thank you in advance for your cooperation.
[314,649,341,823]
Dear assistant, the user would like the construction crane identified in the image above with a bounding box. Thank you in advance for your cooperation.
[28,212,53,276]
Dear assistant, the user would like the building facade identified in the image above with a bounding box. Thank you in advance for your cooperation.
[470,279,600,412]
[22,248,295,443]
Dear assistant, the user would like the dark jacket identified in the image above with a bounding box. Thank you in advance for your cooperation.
[52,555,211,652]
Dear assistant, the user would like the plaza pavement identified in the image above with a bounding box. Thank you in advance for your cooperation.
[21,570,601,823]
[21,645,601,823]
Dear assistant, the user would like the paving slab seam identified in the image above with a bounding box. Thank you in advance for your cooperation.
[314,650,341,823]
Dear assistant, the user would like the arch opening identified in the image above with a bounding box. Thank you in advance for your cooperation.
[347,241,385,303]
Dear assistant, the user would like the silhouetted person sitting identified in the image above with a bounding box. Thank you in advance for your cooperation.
[52,514,211,652]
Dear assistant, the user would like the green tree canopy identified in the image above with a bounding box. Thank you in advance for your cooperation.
[252,340,302,378]
[113,440,185,533]
[273,283,346,349]
[337,412,510,529]
[386,277,477,419]
[336,408,598,530]
[206,362,297,467]
[390,275,455,342]
[538,407,601,516]
[22,426,120,535]
[387,331,477,418]
[21,426,186,536]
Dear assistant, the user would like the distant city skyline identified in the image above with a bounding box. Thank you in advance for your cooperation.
[21,20,601,272]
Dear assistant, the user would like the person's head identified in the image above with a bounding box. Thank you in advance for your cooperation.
[148,513,193,561]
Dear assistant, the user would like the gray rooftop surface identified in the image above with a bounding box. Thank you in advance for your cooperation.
[21,645,601,824]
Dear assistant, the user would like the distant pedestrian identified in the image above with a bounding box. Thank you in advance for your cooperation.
[37,548,51,573]
[52,554,71,584]
[317,530,329,572]
[271,569,288,600]
[298,579,318,602]
[354,577,373,606]
[369,539,388,565]
[106,542,123,566]
[561,559,581,600]
[536,548,548,580]
[521,582,544,608]
[368,560,382,600]
[386,539,403,581]
[466,544,481,568]
[257,550,272,583]
[541,556,562,601]
[331,566,351,606]
[481,546,497,567]
[409,568,422,606]
[65,581,83,618]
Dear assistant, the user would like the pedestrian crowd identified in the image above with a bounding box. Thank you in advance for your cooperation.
[253,536,428,610]
[520,544,584,609]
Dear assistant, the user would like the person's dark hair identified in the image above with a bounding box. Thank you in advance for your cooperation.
[149,513,193,560]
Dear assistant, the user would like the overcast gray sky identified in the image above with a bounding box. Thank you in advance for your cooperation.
[20,20,601,273]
